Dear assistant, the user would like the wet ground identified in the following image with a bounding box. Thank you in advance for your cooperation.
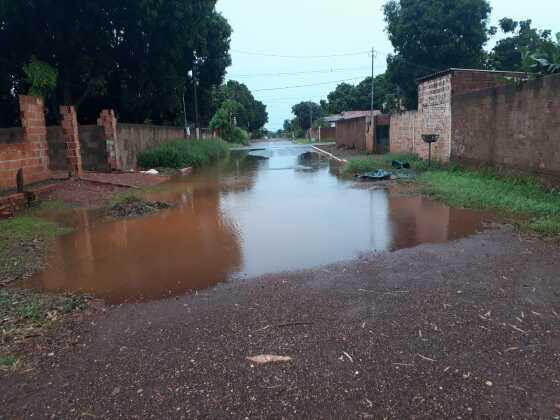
[23,142,491,304]
[2,228,560,418]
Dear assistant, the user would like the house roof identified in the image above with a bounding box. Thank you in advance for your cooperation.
[322,110,382,123]
[323,114,343,123]
[416,68,529,84]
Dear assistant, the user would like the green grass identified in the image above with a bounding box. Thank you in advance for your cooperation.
[0,355,18,368]
[342,153,560,235]
[0,288,88,369]
[107,190,144,208]
[0,216,70,254]
[419,169,560,234]
[137,138,230,170]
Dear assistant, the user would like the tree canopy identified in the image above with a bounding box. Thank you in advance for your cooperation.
[0,0,232,126]
[211,80,268,132]
[383,0,493,108]
[291,102,323,131]
[488,19,558,72]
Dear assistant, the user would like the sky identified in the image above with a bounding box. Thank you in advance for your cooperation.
[216,0,558,131]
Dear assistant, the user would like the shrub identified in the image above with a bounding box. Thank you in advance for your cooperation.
[137,138,229,169]
[23,57,58,97]
[229,127,250,145]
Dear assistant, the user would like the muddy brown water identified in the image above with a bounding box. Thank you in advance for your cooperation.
[24,142,492,304]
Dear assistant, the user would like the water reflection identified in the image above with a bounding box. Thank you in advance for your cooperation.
[25,142,491,303]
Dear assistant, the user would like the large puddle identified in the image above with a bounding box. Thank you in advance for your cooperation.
[24,142,492,304]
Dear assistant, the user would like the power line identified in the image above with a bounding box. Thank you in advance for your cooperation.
[232,49,370,59]
[252,77,364,92]
[228,66,370,79]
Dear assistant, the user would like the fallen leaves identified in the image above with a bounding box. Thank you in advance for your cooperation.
[246,355,293,365]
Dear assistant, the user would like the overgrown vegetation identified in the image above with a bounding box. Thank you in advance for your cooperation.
[342,153,560,235]
[137,138,229,170]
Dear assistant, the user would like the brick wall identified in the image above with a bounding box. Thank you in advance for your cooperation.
[389,69,529,162]
[336,117,368,151]
[59,106,83,177]
[390,111,419,154]
[452,73,560,176]
[0,96,50,191]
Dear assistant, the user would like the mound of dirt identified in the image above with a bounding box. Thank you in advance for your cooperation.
[109,197,172,219]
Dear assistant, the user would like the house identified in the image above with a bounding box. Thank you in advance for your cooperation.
[334,111,391,153]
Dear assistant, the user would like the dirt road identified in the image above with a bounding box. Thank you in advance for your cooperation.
[1,227,559,418]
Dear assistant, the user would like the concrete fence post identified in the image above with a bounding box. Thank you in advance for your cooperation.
[59,105,83,177]
[97,110,119,171]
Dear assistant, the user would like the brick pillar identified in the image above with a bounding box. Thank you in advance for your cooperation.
[97,110,119,171]
[59,105,83,177]
[18,95,50,182]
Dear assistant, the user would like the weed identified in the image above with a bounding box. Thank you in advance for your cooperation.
[137,138,230,170]
[0,356,18,367]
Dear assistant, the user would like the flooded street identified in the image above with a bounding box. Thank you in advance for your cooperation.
[25,142,490,303]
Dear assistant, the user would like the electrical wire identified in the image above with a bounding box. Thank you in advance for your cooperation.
[252,77,364,92]
[232,49,370,59]
[228,66,370,79]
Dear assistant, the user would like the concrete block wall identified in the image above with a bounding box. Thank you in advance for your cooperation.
[0,96,50,191]
[116,123,187,170]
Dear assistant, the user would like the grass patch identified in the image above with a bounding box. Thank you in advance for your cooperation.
[107,190,144,208]
[0,216,70,254]
[138,138,230,170]
[0,355,18,367]
[0,216,71,286]
[0,288,89,368]
[341,152,560,235]
[419,169,560,233]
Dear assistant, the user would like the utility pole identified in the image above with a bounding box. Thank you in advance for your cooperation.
[182,86,188,138]
[192,52,200,139]
[370,47,377,153]
[309,103,313,139]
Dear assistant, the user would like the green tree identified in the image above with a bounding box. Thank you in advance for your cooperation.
[212,80,268,132]
[0,0,231,126]
[488,19,555,71]
[291,102,322,131]
[383,0,492,108]
[325,83,359,114]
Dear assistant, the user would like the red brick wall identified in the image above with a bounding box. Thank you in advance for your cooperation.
[318,127,336,140]
[451,70,526,96]
[97,110,119,170]
[60,106,83,177]
[389,70,529,162]
[452,73,560,176]
[0,96,50,191]
[390,111,419,154]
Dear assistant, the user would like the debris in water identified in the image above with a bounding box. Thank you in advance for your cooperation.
[141,169,160,175]
[247,355,293,364]
[110,196,172,219]
[355,170,392,181]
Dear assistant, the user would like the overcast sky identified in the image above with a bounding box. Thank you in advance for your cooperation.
[216,0,557,130]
